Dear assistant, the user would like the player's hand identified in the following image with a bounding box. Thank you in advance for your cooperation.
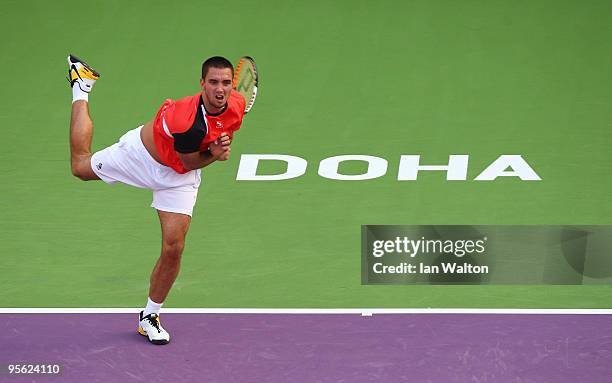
[218,133,231,147]
[209,134,231,160]
[217,147,231,161]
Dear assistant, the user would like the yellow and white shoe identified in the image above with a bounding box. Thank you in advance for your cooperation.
[66,54,100,92]
[138,310,170,345]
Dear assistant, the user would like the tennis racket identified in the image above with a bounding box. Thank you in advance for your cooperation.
[232,56,259,113]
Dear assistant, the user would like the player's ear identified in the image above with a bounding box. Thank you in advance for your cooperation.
[200,78,205,88]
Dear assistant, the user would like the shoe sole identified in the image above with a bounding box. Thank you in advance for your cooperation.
[68,54,101,77]
[138,326,170,345]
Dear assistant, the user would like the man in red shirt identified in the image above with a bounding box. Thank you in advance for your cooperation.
[67,55,246,345]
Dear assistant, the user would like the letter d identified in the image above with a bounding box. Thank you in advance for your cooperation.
[236,154,307,181]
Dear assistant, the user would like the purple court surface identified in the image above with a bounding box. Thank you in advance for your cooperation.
[2,313,611,382]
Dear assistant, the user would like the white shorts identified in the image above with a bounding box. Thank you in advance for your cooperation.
[91,126,201,216]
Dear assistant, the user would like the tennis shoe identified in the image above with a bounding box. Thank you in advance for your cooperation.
[66,54,100,93]
[138,311,170,345]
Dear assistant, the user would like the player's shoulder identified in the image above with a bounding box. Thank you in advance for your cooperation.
[164,93,201,133]
[170,93,201,115]
[228,90,246,113]
[173,93,201,107]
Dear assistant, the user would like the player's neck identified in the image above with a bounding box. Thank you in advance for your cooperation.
[202,95,227,116]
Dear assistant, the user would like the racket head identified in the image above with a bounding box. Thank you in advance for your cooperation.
[232,56,258,113]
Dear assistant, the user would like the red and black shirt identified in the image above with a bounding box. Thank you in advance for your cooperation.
[152,91,246,174]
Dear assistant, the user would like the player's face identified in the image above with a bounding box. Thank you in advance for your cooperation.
[201,67,233,112]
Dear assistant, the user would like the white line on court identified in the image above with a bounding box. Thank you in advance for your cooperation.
[1,308,611,315]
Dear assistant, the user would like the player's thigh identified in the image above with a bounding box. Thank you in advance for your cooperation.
[157,210,191,247]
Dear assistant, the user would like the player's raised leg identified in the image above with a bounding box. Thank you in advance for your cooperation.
[138,210,191,345]
[67,54,101,181]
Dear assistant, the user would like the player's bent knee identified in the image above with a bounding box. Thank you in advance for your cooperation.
[71,165,88,181]
[71,157,99,181]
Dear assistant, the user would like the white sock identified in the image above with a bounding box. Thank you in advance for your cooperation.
[72,85,89,103]
[143,297,163,317]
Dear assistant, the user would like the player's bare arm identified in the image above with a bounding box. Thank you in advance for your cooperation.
[141,122,231,170]
[178,133,231,170]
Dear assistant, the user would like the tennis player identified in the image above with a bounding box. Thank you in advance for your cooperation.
[67,54,246,345]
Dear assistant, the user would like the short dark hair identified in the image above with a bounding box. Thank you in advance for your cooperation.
[201,56,233,79]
